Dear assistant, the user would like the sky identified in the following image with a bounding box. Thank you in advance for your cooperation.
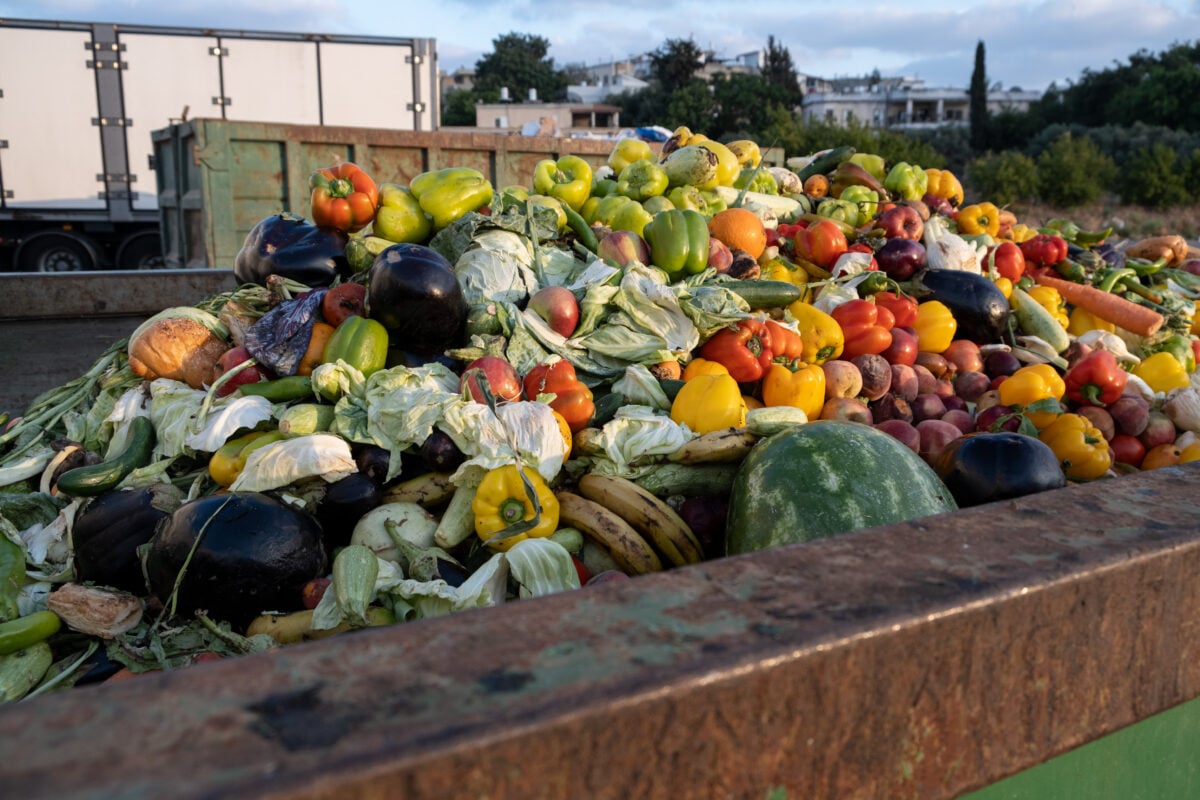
[3,0,1198,92]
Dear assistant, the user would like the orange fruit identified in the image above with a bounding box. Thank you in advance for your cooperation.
[707,207,767,260]
[1141,443,1182,470]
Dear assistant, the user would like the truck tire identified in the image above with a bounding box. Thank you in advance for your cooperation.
[16,232,102,272]
[115,231,166,270]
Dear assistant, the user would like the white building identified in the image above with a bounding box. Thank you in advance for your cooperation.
[801,76,1042,129]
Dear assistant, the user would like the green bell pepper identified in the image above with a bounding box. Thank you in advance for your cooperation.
[592,177,618,197]
[410,167,495,230]
[816,196,863,228]
[373,183,432,244]
[616,158,669,202]
[321,315,390,376]
[733,167,779,195]
[883,162,929,201]
[838,185,880,227]
[608,138,654,174]
[590,194,635,227]
[643,208,711,281]
[609,199,654,237]
[533,155,593,211]
[700,189,727,218]
[848,153,888,181]
[642,195,674,215]
[668,185,709,214]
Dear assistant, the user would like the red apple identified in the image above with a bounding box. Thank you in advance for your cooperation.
[922,192,955,217]
[528,285,580,338]
[597,229,651,268]
[707,237,734,273]
[460,356,523,403]
[213,345,268,397]
[875,204,925,240]
[879,326,919,366]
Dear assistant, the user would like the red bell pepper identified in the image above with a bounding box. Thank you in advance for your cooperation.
[831,299,893,360]
[1019,234,1069,268]
[872,291,919,328]
[793,219,848,269]
[523,358,595,433]
[765,320,803,367]
[699,319,774,382]
[310,162,379,233]
[984,241,1026,282]
[1064,348,1127,407]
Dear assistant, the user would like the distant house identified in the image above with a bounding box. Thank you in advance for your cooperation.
[801,75,1041,129]
[473,87,622,135]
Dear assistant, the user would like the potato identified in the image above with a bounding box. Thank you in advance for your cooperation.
[1125,235,1188,266]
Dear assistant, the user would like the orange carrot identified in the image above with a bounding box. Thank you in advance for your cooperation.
[1033,273,1164,337]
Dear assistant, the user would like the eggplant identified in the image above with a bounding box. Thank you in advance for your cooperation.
[146,492,328,628]
[353,444,392,486]
[933,432,1066,508]
[420,429,466,474]
[368,243,467,356]
[73,484,184,594]
[910,268,1010,344]
[316,473,382,550]
[234,213,350,288]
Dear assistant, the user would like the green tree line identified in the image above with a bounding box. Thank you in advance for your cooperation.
[443,33,1200,210]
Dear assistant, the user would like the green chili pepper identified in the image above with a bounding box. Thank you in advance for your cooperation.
[1128,257,1169,276]
[1095,267,1135,293]
[1053,259,1088,282]
[0,610,61,655]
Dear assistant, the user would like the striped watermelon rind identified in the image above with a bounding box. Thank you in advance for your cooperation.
[725,421,958,555]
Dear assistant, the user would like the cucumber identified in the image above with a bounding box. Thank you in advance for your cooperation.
[278,403,337,437]
[55,416,155,497]
[793,145,856,182]
[722,279,804,309]
[239,375,315,403]
[1010,287,1071,354]
[726,421,957,555]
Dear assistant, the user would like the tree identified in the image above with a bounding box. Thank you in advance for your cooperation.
[472,32,565,102]
[969,40,990,152]
[650,38,706,94]
[711,72,793,138]
[441,88,478,127]
[761,36,802,106]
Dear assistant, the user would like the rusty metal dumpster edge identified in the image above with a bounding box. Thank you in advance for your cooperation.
[1,463,1198,799]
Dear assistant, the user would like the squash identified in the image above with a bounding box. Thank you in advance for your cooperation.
[72,484,185,594]
[145,492,328,628]
[726,421,957,555]
[933,431,1066,507]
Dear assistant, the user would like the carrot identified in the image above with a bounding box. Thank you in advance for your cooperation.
[1032,273,1164,337]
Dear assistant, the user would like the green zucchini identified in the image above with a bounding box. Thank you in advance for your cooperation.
[238,375,315,402]
[722,279,804,309]
[1010,286,1071,353]
[55,416,155,497]
[793,145,856,182]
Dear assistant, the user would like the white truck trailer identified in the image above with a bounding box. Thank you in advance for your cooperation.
[0,18,438,271]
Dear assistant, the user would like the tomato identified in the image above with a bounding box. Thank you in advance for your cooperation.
[794,219,848,269]
[1109,433,1146,468]
[985,241,1026,282]
[213,345,270,397]
[322,282,367,327]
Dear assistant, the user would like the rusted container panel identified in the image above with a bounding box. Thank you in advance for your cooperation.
[1,464,1198,799]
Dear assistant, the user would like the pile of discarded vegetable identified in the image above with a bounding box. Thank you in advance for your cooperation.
[2,128,1200,699]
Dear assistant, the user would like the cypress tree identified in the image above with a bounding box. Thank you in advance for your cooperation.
[969,40,990,152]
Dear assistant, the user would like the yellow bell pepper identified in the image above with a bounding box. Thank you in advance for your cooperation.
[761,362,825,419]
[1007,223,1039,243]
[1067,307,1115,336]
[472,465,560,552]
[913,300,957,353]
[669,373,747,434]
[785,301,845,364]
[761,254,809,290]
[1133,351,1191,394]
[956,202,1001,238]
[1192,300,1200,336]
[682,357,729,381]
[993,276,1014,299]
[1038,412,1113,480]
[998,363,1065,429]
[208,430,284,487]
[924,168,964,206]
[1027,285,1070,328]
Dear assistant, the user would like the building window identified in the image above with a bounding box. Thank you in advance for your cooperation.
[825,109,835,122]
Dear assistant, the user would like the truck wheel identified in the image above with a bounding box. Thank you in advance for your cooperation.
[116,232,166,270]
[16,232,101,272]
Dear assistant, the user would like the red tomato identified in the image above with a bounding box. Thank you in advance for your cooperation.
[322,282,368,327]
[794,219,848,268]
[985,241,1026,282]
[1110,433,1146,468]
[213,345,269,397]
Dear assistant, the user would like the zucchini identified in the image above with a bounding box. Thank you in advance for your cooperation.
[239,375,315,402]
[1010,286,1071,353]
[278,403,337,437]
[55,416,155,497]
[722,278,804,309]
[793,145,856,182]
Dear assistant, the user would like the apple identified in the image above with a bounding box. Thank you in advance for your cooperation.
[875,204,925,240]
[460,356,522,403]
[707,237,734,273]
[922,192,955,217]
[879,326,919,366]
[597,229,651,268]
[876,237,926,281]
[900,198,931,221]
[213,345,268,396]
[528,285,580,338]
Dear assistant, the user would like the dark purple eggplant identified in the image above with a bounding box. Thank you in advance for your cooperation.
[73,484,184,594]
[909,268,1010,344]
[234,213,349,288]
[353,444,392,486]
[146,492,327,628]
[420,429,466,473]
[368,244,467,356]
[933,432,1065,507]
[316,473,382,550]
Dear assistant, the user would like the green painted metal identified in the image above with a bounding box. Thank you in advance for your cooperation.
[965,694,1200,799]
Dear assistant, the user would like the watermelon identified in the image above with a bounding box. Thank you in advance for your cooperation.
[726,421,957,555]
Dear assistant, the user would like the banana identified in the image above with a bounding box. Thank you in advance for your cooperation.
[572,426,606,457]
[577,473,704,567]
[669,427,759,465]
[381,471,456,508]
[555,491,662,576]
